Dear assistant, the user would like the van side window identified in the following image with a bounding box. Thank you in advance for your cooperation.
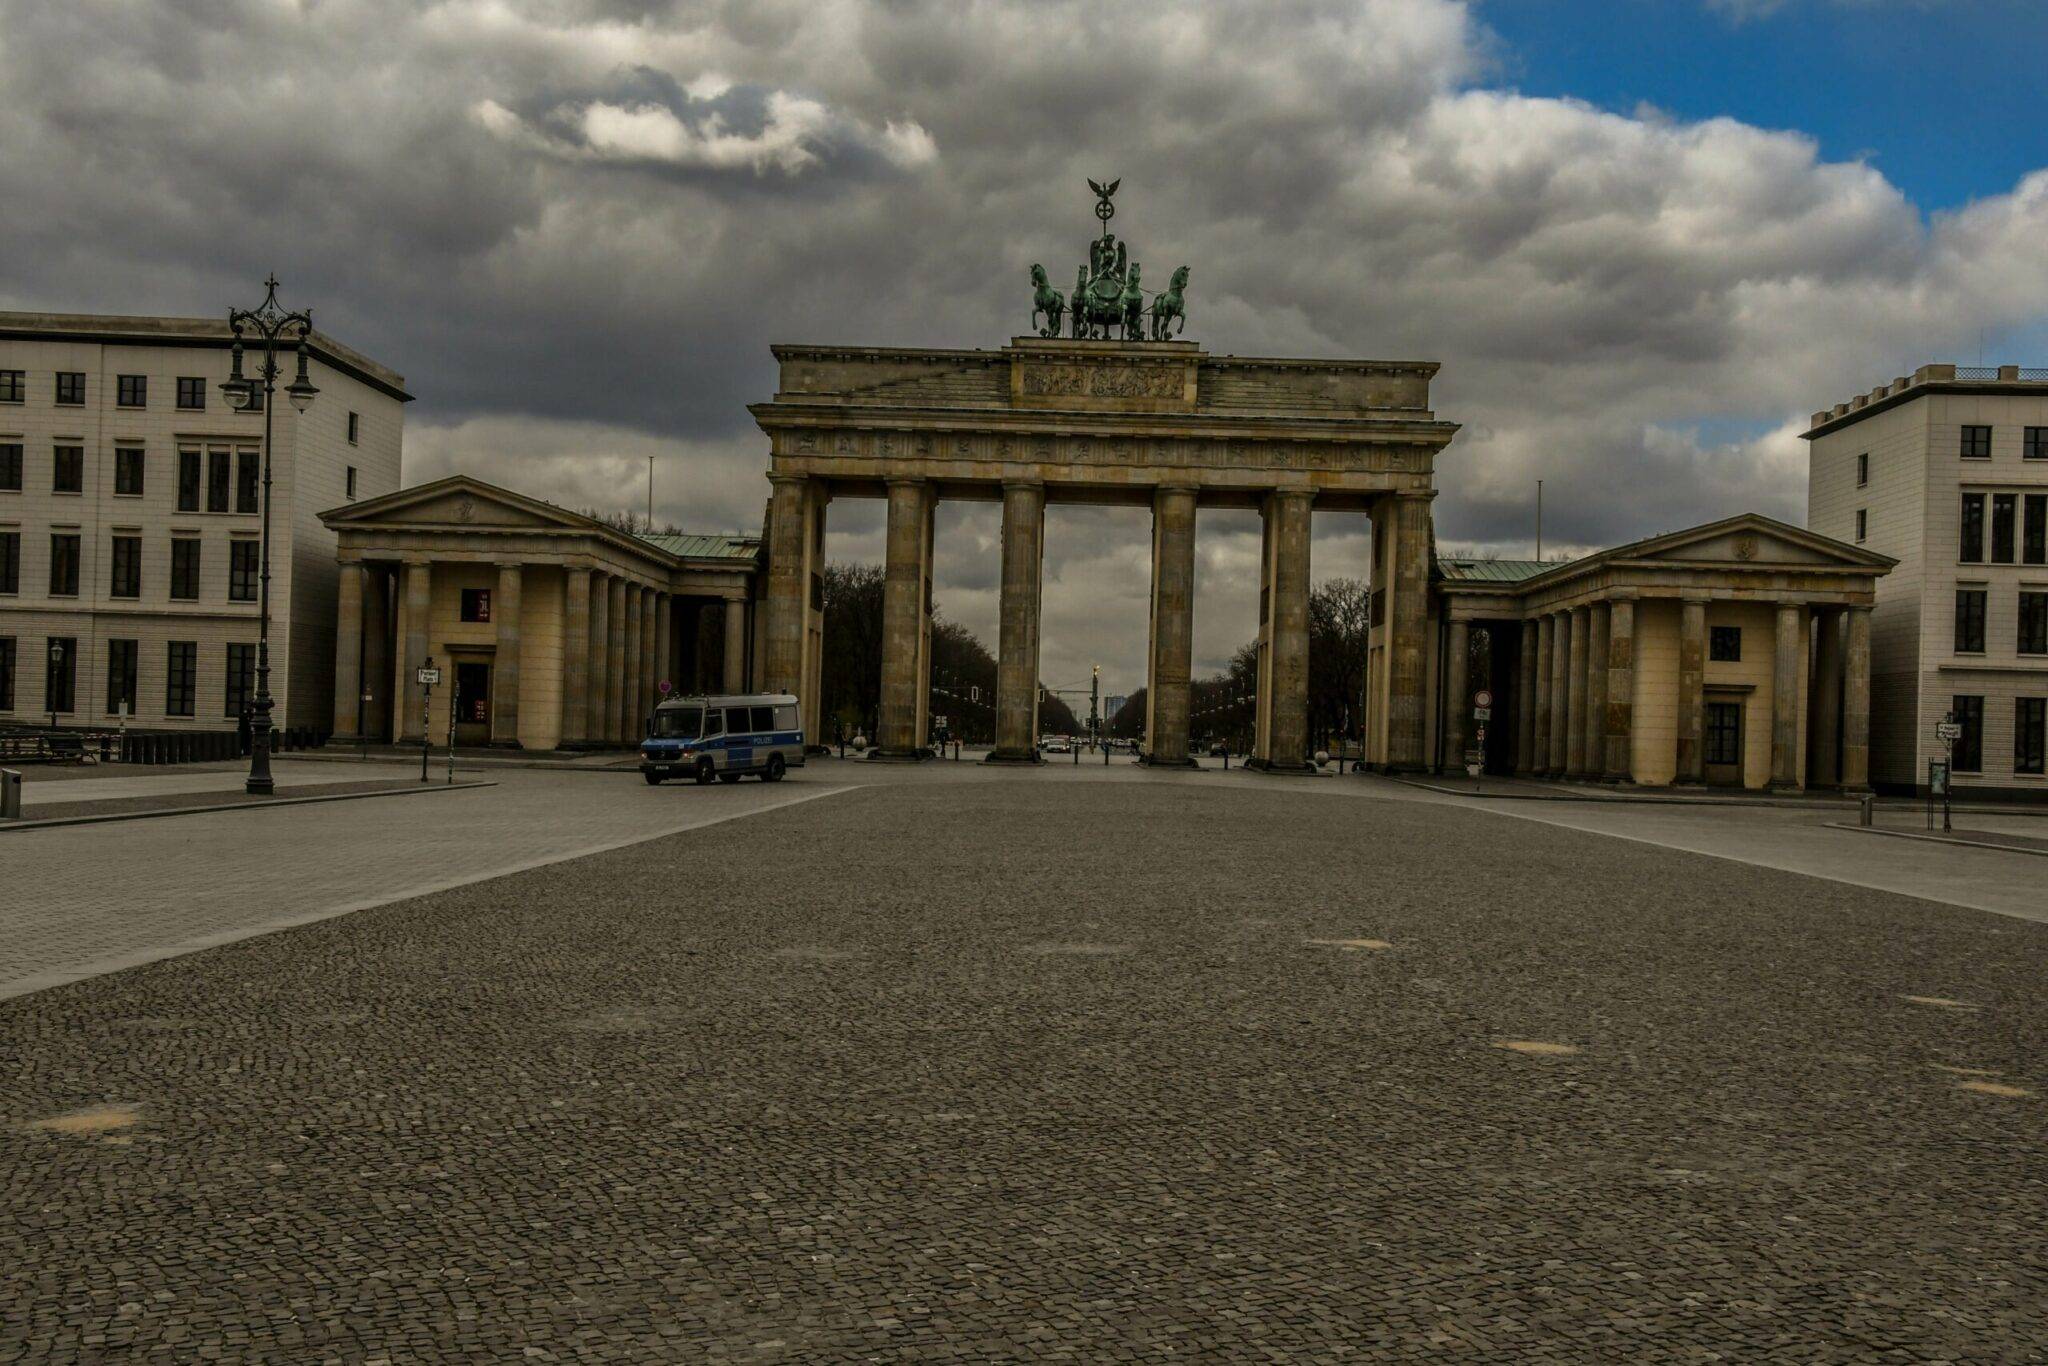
[774,705,798,731]
[703,709,726,735]
[751,705,777,731]
[727,707,751,733]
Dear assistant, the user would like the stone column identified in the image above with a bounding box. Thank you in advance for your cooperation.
[399,559,432,742]
[761,481,815,712]
[1548,611,1571,775]
[874,479,933,759]
[1770,602,1803,791]
[723,595,749,692]
[653,591,673,704]
[1443,615,1470,774]
[1515,619,1538,775]
[561,566,591,747]
[586,573,610,744]
[1585,602,1610,782]
[605,576,627,743]
[1565,606,1590,779]
[621,579,642,741]
[1810,607,1842,789]
[1532,613,1555,775]
[1253,489,1314,771]
[492,563,523,746]
[1386,492,1433,771]
[1676,597,1707,784]
[1841,605,1872,791]
[1604,597,1635,781]
[332,560,364,741]
[362,565,390,742]
[990,481,1046,762]
[1144,485,1199,766]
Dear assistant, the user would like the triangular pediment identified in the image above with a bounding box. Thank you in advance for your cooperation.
[320,475,595,532]
[1614,513,1892,570]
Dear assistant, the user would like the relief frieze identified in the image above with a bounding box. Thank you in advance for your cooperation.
[774,427,1421,476]
[1018,361,1187,401]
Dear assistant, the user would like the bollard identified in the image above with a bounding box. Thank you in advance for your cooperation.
[1,768,21,820]
[1860,793,1874,827]
[1072,743,1079,766]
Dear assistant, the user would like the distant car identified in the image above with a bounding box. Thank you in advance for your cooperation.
[1044,737,1072,754]
[1208,741,1229,757]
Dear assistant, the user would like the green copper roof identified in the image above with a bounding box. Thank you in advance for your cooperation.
[1436,557,1553,583]
[634,532,760,561]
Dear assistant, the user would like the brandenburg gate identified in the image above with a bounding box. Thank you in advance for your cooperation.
[752,183,1459,771]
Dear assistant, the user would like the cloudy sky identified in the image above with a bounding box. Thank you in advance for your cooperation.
[3,0,2045,697]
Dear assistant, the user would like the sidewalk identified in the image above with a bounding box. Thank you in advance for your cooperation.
[1392,771,2048,817]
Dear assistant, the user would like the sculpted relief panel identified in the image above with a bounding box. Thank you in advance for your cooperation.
[1019,361,1186,400]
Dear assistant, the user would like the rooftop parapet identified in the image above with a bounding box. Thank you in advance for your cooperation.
[1804,362,2048,437]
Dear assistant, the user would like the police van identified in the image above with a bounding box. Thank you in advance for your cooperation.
[641,692,805,785]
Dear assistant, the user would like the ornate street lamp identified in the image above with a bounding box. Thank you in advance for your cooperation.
[221,275,319,795]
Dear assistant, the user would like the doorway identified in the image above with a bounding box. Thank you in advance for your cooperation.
[454,661,491,746]
[1704,697,1744,786]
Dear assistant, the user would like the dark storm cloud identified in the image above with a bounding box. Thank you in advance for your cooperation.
[1,0,2045,690]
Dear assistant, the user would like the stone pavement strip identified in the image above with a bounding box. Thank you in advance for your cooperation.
[0,767,858,1000]
[1,776,2043,1360]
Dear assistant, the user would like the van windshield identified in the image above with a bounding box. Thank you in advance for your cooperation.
[651,705,705,739]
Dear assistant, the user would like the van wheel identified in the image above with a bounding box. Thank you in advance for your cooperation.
[764,754,786,782]
[695,759,716,785]
[643,771,663,786]
[718,772,742,784]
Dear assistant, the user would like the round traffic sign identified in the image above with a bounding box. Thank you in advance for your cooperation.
[1473,689,1494,709]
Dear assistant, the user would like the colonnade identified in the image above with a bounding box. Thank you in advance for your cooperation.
[1475,596,1872,789]
[761,476,1435,770]
[332,558,750,748]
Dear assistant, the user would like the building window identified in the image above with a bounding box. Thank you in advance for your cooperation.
[346,465,358,500]
[0,370,22,404]
[225,642,255,719]
[2021,592,2048,656]
[49,533,79,596]
[1960,424,1992,459]
[236,450,259,514]
[114,446,144,497]
[110,534,141,598]
[166,641,196,717]
[347,411,360,445]
[45,636,76,713]
[2025,495,2046,566]
[0,531,16,594]
[460,588,492,623]
[1855,509,1867,543]
[177,450,201,512]
[105,638,138,715]
[53,444,83,494]
[54,372,84,406]
[1992,493,2017,564]
[0,443,19,491]
[116,374,147,408]
[2019,698,2047,777]
[1960,493,1985,563]
[0,637,13,710]
[176,376,206,411]
[169,537,200,600]
[1954,588,1987,653]
[1951,695,1984,772]
[207,450,231,513]
[1855,452,1868,487]
[1704,701,1741,767]
[1708,626,1741,662]
[2027,427,2048,461]
[229,539,259,601]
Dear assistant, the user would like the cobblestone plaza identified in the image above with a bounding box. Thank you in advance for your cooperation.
[3,763,2044,1360]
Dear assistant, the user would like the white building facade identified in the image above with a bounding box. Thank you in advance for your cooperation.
[0,313,409,735]
[1805,364,2048,796]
